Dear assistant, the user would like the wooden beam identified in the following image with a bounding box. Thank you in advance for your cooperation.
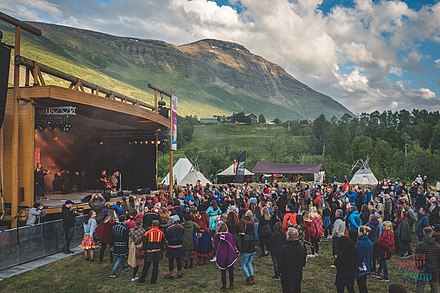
[16,56,156,111]
[0,12,42,36]
[18,86,171,128]
[11,26,21,227]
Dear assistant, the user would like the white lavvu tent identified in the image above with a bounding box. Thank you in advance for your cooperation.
[217,164,254,176]
[161,157,194,185]
[179,170,211,186]
[161,157,210,186]
[350,158,378,185]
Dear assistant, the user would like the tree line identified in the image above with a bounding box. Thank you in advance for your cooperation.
[160,110,440,183]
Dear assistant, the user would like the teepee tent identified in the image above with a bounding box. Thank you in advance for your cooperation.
[161,157,210,186]
[217,164,254,176]
[161,157,194,185]
[179,170,211,186]
[350,158,378,185]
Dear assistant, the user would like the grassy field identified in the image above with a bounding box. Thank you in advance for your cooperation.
[0,238,417,293]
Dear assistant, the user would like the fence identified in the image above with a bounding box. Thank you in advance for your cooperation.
[0,216,84,271]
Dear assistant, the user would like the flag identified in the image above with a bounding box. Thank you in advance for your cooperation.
[235,152,246,183]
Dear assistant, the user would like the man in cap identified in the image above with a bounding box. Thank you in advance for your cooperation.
[61,200,78,254]
[165,215,185,279]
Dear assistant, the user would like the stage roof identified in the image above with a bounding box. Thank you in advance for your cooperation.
[252,162,324,174]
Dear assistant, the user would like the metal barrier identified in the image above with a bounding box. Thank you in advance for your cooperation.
[0,216,84,271]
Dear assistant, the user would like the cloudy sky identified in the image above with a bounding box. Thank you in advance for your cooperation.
[1,0,439,113]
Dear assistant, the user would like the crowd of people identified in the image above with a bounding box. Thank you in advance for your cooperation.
[59,175,440,293]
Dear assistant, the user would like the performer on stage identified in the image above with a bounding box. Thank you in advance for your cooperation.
[35,163,50,200]
[111,170,121,191]
[100,169,111,194]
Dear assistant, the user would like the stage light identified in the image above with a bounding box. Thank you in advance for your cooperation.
[134,141,138,144]
[157,141,161,144]
[99,141,104,145]
[151,140,155,144]
[140,141,143,144]
[47,121,55,130]
[62,123,72,132]
[129,141,132,145]
[145,140,148,144]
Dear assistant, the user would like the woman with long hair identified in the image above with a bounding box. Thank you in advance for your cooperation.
[193,211,213,265]
[268,222,285,280]
[372,221,395,282]
[79,210,98,261]
[241,222,257,285]
[258,206,272,256]
[96,211,116,263]
[226,211,241,251]
[309,207,324,257]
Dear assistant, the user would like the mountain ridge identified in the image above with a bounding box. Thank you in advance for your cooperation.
[2,21,352,120]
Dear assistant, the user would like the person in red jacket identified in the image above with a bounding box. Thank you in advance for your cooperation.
[372,221,395,282]
[282,204,297,232]
[96,212,117,263]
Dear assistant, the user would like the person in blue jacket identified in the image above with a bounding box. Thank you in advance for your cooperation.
[363,187,372,204]
[347,190,358,205]
[355,226,373,293]
[347,206,362,243]
[416,207,430,241]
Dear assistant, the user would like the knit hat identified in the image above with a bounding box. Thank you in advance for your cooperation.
[170,215,180,222]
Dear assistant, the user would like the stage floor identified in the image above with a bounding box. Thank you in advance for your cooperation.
[40,191,128,208]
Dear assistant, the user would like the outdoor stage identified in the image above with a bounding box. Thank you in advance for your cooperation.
[39,190,133,214]
[1,55,171,224]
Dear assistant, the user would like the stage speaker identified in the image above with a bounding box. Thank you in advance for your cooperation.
[0,41,11,128]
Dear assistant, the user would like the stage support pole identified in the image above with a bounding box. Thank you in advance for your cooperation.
[11,26,21,227]
[169,124,173,198]
[155,131,158,190]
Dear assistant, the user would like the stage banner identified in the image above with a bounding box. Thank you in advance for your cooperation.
[171,95,178,150]
[0,43,11,127]
[235,152,246,183]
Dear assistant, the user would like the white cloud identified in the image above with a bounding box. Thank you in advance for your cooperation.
[418,88,437,100]
[2,0,439,113]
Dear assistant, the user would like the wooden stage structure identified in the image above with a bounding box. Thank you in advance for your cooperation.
[0,13,174,226]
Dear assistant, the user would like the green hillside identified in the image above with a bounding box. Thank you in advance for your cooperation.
[1,21,351,120]
[159,123,321,178]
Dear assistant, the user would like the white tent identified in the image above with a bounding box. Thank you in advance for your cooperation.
[179,170,211,186]
[350,159,378,185]
[161,157,194,185]
[161,157,210,186]
[217,164,254,176]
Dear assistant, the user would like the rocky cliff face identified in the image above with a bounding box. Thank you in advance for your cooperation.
[10,22,351,120]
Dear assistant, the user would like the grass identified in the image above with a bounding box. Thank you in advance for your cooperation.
[0,239,417,293]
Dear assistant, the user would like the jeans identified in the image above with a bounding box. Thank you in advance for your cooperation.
[377,257,388,279]
[241,252,255,277]
[416,271,439,293]
[63,227,74,252]
[111,256,127,275]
